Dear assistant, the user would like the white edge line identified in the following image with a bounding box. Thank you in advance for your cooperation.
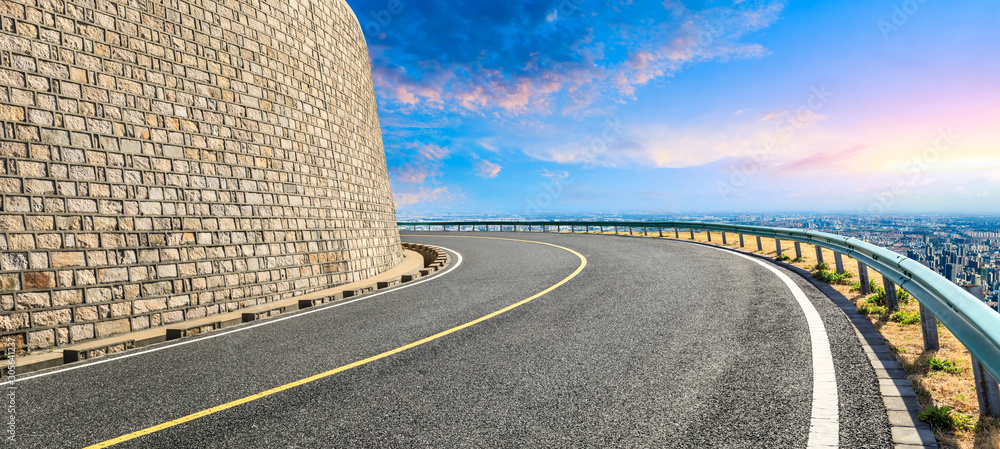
[695,244,840,449]
[14,245,464,383]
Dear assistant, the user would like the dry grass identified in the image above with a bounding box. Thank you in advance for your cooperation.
[612,228,997,449]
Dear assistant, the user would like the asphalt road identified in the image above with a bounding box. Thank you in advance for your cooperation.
[14,232,890,448]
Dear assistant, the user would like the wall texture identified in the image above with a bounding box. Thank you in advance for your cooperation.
[0,0,403,349]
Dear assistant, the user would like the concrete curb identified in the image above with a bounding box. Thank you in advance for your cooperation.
[6,243,452,378]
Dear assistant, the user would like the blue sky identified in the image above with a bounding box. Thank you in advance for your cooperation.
[344,0,1000,215]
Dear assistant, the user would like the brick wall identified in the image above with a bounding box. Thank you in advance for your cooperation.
[0,0,403,349]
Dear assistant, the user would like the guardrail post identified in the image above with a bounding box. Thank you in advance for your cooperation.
[775,239,782,256]
[739,234,745,248]
[658,228,663,237]
[722,232,728,245]
[919,301,939,351]
[690,229,695,240]
[674,229,680,239]
[794,242,802,260]
[883,276,899,312]
[834,253,845,274]
[629,227,633,236]
[707,231,712,242]
[962,285,1000,417]
[756,236,763,251]
[815,245,824,264]
[858,264,871,295]
[973,355,1000,418]
[644,227,649,237]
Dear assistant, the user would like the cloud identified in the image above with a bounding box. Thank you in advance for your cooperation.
[358,0,786,116]
[389,143,450,183]
[387,143,460,207]
[475,160,502,179]
[525,106,831,170]
[537,169,571,181]
[417,144,450,160]
[393,187,458,206]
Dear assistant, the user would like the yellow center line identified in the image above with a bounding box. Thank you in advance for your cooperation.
[87,236,586,448]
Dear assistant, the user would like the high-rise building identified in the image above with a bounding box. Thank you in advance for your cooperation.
[946,264,959,283]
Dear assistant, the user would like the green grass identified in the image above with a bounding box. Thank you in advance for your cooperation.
[919,405,975,431]
[889,310,920,324]
[857,303,888,316]
[870,287,912,307]
[813,269,854,285]
[928,358,962,374]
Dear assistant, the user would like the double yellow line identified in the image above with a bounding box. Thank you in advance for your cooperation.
[88,236,586,448]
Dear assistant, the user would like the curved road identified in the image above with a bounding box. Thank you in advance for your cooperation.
[16,232,890,448]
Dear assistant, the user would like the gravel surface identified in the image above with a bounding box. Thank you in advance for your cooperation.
[15,232,890,448]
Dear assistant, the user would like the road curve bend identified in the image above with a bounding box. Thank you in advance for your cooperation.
[14,232,889,448]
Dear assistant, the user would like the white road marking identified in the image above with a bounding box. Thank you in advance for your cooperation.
[703,247,840,448]
[15,245,464,382]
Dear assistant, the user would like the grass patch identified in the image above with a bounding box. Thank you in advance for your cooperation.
[858,303,888,316]
[813,269,854,285]
[929,358,963,374]
[889,310,921,324]
[919,406,976,432]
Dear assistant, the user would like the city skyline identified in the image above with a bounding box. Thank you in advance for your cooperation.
[346,0,1000,215]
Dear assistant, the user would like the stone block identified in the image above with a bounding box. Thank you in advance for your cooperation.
[51,251,86,268]
[1,253,28,270]
[24,272,55,289]
[95,319,131,338]
[51,290,83,306]
[31,309,72,327]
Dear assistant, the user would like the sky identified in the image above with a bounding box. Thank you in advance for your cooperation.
[343,0,1000,216]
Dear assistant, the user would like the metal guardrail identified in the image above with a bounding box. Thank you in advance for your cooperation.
[399,220,1000,414]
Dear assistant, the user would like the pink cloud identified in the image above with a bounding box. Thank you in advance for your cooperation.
[393,87,419,106]
[417,144,450,161]
[781,145,870,172]
[391,144,451,184]
[475,160,502,179]
[394,161,439,184]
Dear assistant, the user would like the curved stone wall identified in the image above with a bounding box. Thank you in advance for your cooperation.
[0,0,403,349]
